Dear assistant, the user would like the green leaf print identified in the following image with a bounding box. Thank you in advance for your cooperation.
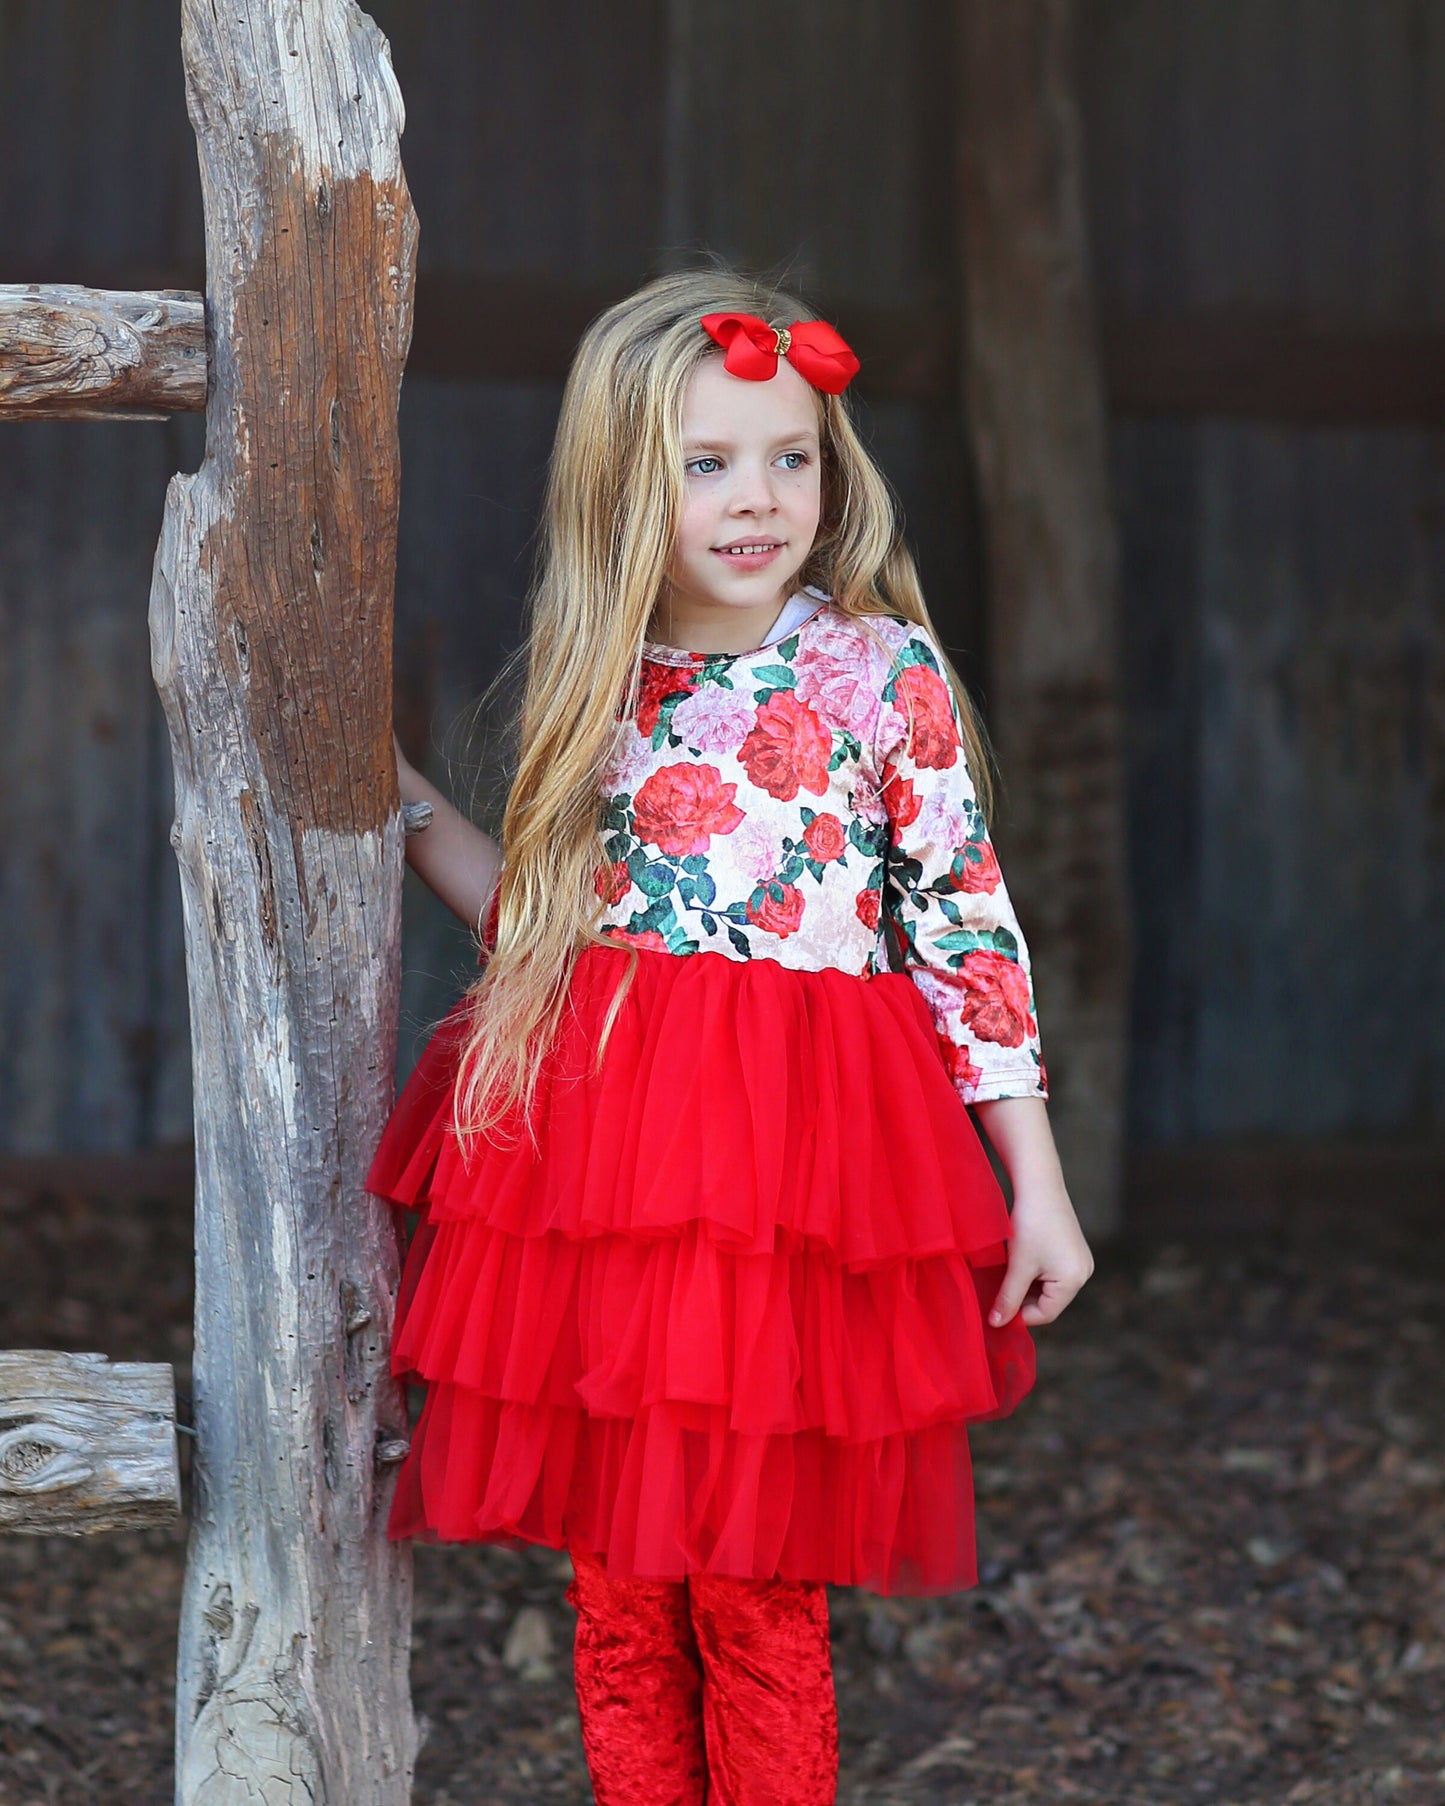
[681,854,709,874]
[726,925,752,958]
[849,817,887,858]
[627,849,676,899]
[881,637,942,702]
[750,664,797,690]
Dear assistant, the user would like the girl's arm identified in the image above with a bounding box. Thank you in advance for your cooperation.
[396,737,503,933]
[972,1096,1093,1328]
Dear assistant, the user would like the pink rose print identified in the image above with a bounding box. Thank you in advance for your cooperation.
[894,664,959,770]
[636,659,701,737]
[746,883,806,938]
[731,816,784,886]
[793,618,884,743]
[669,685,757,753]
[632,763,745,857]
[957,950,1035,1048]
[594,861,631,904]
[881,761,921,829]
[939,1036,983,1093]
[738,690,832,801]
[855,887,881,931]
[915,790,972,856]
[955,840,1001,894]
[802,813,846,862]
[603,722,658,796]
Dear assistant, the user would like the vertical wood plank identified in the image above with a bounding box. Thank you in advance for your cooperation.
[148,4,419,1798]
[955,0,1132,1236]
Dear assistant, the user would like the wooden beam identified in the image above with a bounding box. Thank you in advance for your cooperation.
[1125,1140,1445,1238]
[13,267,1445,425]
[0,1149,195,1203]
[0,284,204,420]
[151,4,418,1799]
[0,1351,179,1535]
[955,0,1132,1240]
[1103,307,1445,429]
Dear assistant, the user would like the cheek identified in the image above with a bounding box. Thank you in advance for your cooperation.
[794,469,823,534]
[674,491,716,560]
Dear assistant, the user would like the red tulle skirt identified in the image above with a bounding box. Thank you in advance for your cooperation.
[366,943,1034,1596]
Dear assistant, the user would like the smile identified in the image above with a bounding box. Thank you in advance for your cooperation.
[714,541,783,559]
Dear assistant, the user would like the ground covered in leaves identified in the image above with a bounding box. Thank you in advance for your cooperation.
[1,1178,1442,1805]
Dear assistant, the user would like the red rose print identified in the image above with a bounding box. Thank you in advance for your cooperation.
[632,763,745,857]
[593,860,631,904]
[602,926,671,953]
[855,887,881,931]
[957,950,1035,1048]
[802,813,846,862]
[939,1036,982,1093]
[746,882,806,938]
[954,840,1001,894]
[636,660,701,737]
[894,664,959,770]
[880,761,921,828]
[737,690,832,801]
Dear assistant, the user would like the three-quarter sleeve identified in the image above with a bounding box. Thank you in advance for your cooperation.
[873,623,1048,1105]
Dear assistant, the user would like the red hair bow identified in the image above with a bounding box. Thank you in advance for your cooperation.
[700,312,860,395]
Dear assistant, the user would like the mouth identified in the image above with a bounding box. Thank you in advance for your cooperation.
[713,539,784,565]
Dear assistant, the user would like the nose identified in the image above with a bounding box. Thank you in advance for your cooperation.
[727,459,780,516]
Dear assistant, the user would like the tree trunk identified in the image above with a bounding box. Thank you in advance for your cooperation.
[148,5,419,1800]
[955,0,1132,1240]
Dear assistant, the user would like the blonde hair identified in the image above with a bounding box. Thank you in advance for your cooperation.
[451,265,996,1148]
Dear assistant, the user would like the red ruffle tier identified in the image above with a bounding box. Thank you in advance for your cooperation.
[367,943,1034,1595]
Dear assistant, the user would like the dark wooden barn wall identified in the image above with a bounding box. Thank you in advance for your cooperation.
[0,0,981,1148]
[1080,0,1445,1145]
[3,0,1442,1159]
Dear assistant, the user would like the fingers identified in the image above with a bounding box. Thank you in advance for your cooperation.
[988,1249,1037,1328]
[990,1248,1095,1330]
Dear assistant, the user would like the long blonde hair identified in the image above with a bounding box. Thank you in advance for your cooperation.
[452,265,995,1147]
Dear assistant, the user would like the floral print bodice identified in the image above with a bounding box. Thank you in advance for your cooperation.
[594,602,1047,1106]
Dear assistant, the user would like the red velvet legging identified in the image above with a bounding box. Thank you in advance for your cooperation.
[567,1550,839,1805]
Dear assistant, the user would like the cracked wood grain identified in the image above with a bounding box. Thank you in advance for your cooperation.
[149,4,419,1800]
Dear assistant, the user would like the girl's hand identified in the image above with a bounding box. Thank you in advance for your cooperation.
[970,1096,1094,1328]
[990,1177,1094,1328]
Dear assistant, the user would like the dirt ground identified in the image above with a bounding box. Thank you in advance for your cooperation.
[1,1176,1442,1806]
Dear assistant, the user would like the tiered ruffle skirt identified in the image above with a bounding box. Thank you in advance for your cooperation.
[367,943,1034,1596]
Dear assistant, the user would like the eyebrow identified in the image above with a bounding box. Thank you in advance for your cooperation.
[682,429,821,452]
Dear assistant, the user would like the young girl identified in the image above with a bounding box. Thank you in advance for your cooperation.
[370,266,1093,1804]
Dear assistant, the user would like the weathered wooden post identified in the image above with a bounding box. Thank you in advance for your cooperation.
[955,0,1132,1240]
[1,2,420,1798]
[151,5,419,1799]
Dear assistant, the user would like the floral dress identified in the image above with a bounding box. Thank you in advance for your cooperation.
[366,596,1046,1596]
[595,598,1047,1105]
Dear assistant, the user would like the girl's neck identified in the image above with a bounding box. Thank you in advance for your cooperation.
[646,593,793,658]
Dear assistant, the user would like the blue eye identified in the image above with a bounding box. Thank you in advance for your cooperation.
[777,451,809,471]
[687,456,722,476]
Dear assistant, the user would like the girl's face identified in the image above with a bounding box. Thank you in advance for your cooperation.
[658,352,823,645]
